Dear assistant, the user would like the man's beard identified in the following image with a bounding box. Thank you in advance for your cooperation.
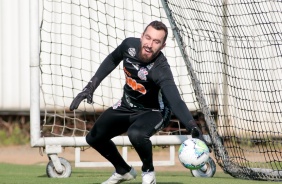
[138,46,159,63]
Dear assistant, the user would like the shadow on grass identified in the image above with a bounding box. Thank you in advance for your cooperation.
[38,175,48,177]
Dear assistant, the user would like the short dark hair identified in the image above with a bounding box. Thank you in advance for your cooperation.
[144,21,168,43]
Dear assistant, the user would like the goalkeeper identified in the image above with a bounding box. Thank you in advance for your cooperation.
[70,20,208,184]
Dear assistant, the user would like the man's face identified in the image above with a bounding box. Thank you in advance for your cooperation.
[139,26,166,63]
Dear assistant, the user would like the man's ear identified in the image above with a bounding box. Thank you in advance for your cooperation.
[161,43,166,50]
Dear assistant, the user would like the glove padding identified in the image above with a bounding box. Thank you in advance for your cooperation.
[191,126,212,152]
[69,83,94,111]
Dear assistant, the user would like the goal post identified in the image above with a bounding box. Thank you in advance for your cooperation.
[30,0,282,181]
[29,0,41,146]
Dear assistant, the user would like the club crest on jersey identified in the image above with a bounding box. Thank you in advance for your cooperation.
[138,67,148,80]
[128,48,136,57]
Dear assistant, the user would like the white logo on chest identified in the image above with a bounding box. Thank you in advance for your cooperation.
[128,48,136,57]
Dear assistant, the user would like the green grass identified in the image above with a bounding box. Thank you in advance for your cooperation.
[0,163,277,184]
[0,124,29,146]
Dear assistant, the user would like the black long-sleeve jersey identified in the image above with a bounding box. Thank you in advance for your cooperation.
[89,37,195,131]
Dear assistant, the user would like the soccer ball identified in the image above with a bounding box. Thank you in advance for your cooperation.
[178,138,209,170]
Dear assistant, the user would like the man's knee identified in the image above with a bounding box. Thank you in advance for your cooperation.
[86,132,98,147]
[128,128,148,146]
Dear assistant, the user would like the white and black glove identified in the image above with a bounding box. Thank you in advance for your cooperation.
[191,126,205,142]
[187,120,212,152]
[69,82,95,111]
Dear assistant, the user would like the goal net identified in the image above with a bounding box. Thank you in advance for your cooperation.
[162,0,282,181]
[30,0,282,181]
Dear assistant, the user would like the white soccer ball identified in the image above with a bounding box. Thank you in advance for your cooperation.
[178,138,210,170]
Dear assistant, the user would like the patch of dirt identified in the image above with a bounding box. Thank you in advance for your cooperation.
[0,144,220,172]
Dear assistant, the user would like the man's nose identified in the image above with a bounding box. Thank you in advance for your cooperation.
[148,40,153,47]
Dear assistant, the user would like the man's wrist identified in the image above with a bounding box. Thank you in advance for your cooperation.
[84,81,94,92]
[186,119,198,134]
[191,127,201,138]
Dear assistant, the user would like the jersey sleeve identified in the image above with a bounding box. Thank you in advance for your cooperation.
[89,41,125,91]
[152,62,196,132]
[161,85,196,131]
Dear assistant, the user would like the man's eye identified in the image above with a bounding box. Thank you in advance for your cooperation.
[153,40,161,44]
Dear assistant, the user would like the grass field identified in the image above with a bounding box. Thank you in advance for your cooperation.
[0,163,277,184]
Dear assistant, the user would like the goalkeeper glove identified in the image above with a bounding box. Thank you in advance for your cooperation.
[187,120,212,152]
[69,82,95,111]
[191,126,212,152]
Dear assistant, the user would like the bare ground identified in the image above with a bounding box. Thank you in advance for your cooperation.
[0,145,182,171]
[0,144,220,172]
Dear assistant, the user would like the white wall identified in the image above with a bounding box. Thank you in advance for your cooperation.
[0,0,30,111]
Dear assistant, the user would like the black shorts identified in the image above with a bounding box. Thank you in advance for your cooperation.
[88,99,171,141]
